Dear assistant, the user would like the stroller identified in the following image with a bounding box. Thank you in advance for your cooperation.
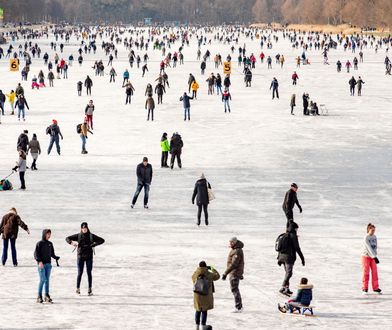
[0,172,14,191]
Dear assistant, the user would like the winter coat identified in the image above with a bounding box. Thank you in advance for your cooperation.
[0,211,28,240]
[47,124,63,138]
[192,178,211,205]
[17,156,27,172]
[66,231,105,260]
[155,83,165,95]
[15,97,29,109]
[224,240,245,279]
[80,123,92,137]
[363,234,377,258]
[180,94,193,108]
[192,266,220,311]
[34,229,59,264]
[290,95,296,107]
[17,133,29,152]
[6,92,16,103]
[282,189,301,213]
[136,163,153,184]
[85,104,94,116]
[293,284,313,306]
[145,97,155,110]
[145,85,153,96]
[349,78,357,87]
[277,224,304,265]
[84,77,93,87]
[170,134,183,153]
[161,138,170,152]
[270,79,279,90]
[0,91,5,103]
[191,81,199,91]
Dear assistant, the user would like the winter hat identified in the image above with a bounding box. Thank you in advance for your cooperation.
[143,157,148,162]
[52,119,58,124]
[81,222,88,229]
[199,261,207,268]
[200,173,205,179]
[291,183,298,189]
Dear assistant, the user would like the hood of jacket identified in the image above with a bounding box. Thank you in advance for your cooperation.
[298,284,313,290]
[42,229,51,241]
[233,240,244,249]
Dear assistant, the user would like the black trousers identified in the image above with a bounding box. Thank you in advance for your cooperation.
[197,204,208,224]
[161,151,168,167]
[19,171,26,189]
[170,151,182,168]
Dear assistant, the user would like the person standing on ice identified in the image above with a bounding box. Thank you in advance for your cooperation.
[357,76,365,96]
[0,207,30,266]
[77,81,82,96]
[222,88,232,113]
[145,95,155,121]
[192,173,211,226]
[291,72,299,85]
[188,73,196,93]
[12,150,27,190]
[27,134,41,170]
[192,261,220,330]
[122,69,129,86]
[270,77,279,99]
[349,76,357,96]
[160,133,170,168]
[79,121,93,154]
[222,237,244,313]
[34,229,60,303]
[66,222,105,296]
[109,67,117,83]
[84,75,93,96]
[131,157,153,209]
[290,94,296,115]
[277,222,305,297]
[362,223,382,294]
[170,132,184,169]
[180,92,194,121]
[124,82,135,105]
[14,94,30,121]
[84,100,95,130]
[46,119,63,155]
[282,183,302,226]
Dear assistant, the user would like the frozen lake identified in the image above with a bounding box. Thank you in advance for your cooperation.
[0,27,392,329]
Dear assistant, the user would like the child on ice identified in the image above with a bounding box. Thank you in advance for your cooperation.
[278,277,313,313]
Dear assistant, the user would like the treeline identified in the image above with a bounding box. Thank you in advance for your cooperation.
[0,0,391,27]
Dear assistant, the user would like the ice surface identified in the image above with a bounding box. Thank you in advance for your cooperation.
[0,27,392,329]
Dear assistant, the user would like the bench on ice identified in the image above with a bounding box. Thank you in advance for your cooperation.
[288,303,315,315]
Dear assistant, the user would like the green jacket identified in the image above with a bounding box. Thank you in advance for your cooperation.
[161,139,170,152]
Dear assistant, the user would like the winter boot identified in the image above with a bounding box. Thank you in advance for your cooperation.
[44,294,53,303]
[76,288,80,295]
[88,288,93,296]
[36,296,43,303]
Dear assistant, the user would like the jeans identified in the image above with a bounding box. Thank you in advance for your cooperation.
[230,277,243,309]
[282,263,294,288]
[195,311,208,326]
[81,135,86,151]
[216,85,222,95]
[48,136,60,155]
[362,256,379,291]
[18,106,25,119]
[132,182,150,206]
[224,100,231,112]
[184,107,190,120]
[197,204,208,224]
[77,258,93,289]
[38,263,52,296]
[2,238,17,265]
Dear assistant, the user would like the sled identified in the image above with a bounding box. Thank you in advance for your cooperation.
[288,303,315,316]
[320,104,328,116]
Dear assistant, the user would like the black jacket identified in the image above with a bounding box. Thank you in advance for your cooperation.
[34,229,59,264]
[277,224,304,265]
[170,134,183,153]
[136,163,153,184]
[17,133,29,152]
[192,178,211,205]
[282,189,301,213]
[66,231,105,260]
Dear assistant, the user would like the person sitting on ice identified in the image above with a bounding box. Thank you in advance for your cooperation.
[31,76,40,90]
[278,277,313,313]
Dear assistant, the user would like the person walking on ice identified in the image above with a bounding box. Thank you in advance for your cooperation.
[192,173,212,226]
[222,237,244,313]
[66,222,105,296]
[131,157,153,209]
[34,229,60,303]
[180,92,193,121]
[79,121,93,154]
[282,183,302,227]
[46,119,63,155]
[362,223,382,294]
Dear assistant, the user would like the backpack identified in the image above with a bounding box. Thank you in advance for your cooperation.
[46,126,52,135]
[275,233,290,253]
[193,275,209,296]
[76,124,82,134]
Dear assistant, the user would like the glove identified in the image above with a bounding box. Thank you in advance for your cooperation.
[208,265,216,272]
[12,166,18,172]
[192,201,195,205]
[299,206,303,213]
[55,256,60,261]
[302,259,305,267]
[374,257,380,264]
[222,274,227,281]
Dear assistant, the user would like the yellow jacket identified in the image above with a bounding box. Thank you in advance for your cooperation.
[6,92,16,103]
[191,81,199,91]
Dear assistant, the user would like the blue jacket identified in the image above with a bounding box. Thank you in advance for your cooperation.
[293,284,313,306]
[180,94,193,108]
